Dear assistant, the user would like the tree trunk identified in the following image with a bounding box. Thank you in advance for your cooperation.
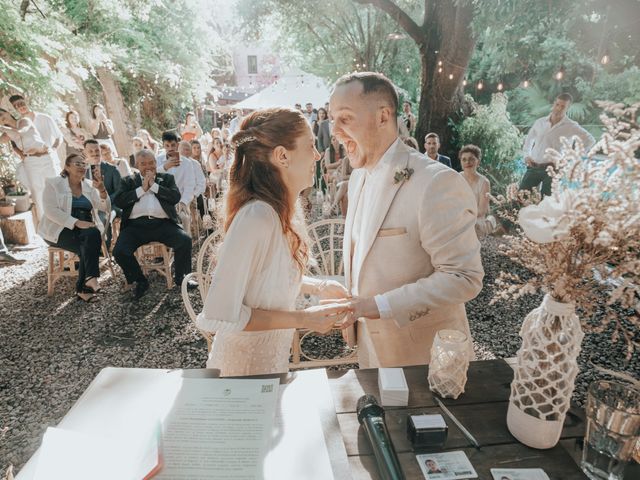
[416,2,475,168]
[96,67,132,157]
[356,0,475,169]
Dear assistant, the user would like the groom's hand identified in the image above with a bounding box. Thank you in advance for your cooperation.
[317,279,349,300]
[334,296,380,330]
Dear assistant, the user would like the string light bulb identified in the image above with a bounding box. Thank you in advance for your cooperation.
[405,67,410,73]
[555,67,564,81]
[448,73,454,80]
[438,60,443,66]
[462,79,468,87]
[438,67,443,73]
[477,80,484,90]
[497,82,504,91]
[523,79,530,88]
[600,54,610,65]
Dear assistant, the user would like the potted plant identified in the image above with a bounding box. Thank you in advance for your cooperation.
[0,198,15,217]
[492,102,640,449]
[5,184,30,213]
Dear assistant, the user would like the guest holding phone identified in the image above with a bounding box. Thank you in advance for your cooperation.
[38,154,111,302]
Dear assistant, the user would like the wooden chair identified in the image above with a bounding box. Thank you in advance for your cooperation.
[134,242,174,289]
[290,218,358,370]
[181,228,222,351]
[47,240,116,296]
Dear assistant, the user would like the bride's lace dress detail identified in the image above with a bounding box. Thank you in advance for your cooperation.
[196,200,301,376]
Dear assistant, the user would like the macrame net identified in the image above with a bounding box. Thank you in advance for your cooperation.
[428,329,470,399]
[510,294,584,421]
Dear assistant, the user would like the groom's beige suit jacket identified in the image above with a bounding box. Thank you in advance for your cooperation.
[345,139,484,368]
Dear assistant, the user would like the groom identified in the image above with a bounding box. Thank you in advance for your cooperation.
[329,72,484,368]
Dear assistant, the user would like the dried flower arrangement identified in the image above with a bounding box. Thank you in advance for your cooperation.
[491,102,640,358]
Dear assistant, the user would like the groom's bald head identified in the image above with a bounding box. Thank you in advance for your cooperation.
[332,72,399,120]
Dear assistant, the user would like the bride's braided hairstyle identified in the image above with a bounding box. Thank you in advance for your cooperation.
[225,108,309,272]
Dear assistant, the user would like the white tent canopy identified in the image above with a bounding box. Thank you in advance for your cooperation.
[233,68,331,110]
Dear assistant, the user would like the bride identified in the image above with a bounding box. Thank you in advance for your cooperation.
[196,108,351,376]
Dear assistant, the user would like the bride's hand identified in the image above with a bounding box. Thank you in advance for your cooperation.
[300,303,352,335]
[317,279,349,300]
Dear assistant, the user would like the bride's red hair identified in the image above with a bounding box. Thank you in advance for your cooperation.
[224,108,309,272]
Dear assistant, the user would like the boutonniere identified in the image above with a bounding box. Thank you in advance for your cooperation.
[393,166,414,184]
[156,177,163,183]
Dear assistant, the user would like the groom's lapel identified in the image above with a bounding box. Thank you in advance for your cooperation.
[344,170,366,291]
[356,148,409,286]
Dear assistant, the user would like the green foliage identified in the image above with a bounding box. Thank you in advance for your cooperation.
[455,93,523,194]
[468,0,640,130]
[0,0,225,129]
[236,0,423,102]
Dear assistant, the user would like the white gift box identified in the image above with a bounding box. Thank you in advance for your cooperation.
[378,368,409,406]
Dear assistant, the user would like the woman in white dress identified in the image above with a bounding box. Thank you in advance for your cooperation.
[459,144,496,238]
[196,108,351,376]
[0,108,58,223]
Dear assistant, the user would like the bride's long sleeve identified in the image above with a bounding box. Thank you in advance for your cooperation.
[196,202,277,334]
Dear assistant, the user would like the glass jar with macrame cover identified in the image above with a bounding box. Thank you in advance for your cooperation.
[507,294,584,449]
[428,329,470,399]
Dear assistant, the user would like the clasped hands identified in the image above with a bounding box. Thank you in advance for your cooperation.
[300,279,380,335]
[141,170,156,191]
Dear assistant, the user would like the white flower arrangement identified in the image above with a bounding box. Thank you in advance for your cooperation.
[492,102,640,358]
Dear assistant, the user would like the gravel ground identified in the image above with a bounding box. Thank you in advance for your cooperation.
[1,235,638,475]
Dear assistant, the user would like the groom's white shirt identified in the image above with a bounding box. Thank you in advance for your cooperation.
[345,138,483,368]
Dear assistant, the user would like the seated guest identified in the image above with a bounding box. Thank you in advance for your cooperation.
[129,136,145,168]
[424,132,452,168]
[137,129,160,154]
[207,137,225,196]
[113,149,195,299]
[459,144,496,238]
[83,139,121,203]
[100,142,132,178]
[157,131,196,231]
[38,154,110,302]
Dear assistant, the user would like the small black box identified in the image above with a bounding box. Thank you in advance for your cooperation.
[407,414,448,449]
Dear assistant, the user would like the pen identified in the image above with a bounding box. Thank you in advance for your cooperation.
[434,397,481,450]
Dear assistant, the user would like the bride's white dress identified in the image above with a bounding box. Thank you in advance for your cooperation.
[196,200,301,376]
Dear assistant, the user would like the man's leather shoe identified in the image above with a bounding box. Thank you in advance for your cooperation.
[134,279,150,299]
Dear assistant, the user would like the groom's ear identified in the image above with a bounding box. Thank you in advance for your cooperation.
[378,105,393,127]
[271,145,288,169]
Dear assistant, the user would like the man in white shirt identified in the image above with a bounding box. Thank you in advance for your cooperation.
[157,131,196,232]
[113,149,196,299]
[329,72,483,368]
[10,94,63,170]
[519,92,595,196]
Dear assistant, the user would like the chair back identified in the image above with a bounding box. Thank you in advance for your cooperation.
[306,218,345,277]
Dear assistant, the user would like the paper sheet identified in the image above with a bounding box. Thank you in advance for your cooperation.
[263,377,335,480]
[155,377,279,480]
[33,424,160,480]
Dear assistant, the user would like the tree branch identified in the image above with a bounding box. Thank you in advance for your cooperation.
[353,0,425,46]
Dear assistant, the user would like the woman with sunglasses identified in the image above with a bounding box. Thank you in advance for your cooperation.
[38,154,111,302]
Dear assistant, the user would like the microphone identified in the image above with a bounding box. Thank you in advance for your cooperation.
[357,394,405,480]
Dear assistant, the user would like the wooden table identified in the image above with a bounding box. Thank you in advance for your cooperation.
[327,359,589,479]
